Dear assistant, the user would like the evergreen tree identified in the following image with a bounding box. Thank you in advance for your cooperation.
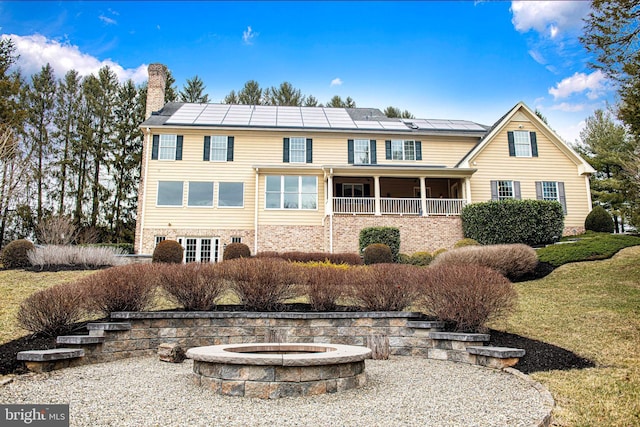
[238,80,263,105]
[327,95,346,108]
[223,90,239,104]
[304,95,319,107]
[384,106,402,118]
[267,82,303,106]
[179,75,210,103]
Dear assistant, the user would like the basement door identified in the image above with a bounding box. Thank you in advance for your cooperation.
[177,237,221,263]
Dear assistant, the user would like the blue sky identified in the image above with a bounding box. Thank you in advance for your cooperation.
[0,1,612,143]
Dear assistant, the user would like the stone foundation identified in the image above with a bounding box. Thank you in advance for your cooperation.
[257,225,325,253]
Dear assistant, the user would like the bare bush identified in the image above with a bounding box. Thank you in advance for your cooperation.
[17,282,87,336]
[300,265,347,311]
[255,251,362,265]
[346,264,425,311]
[28,245,127,270]
[36,216,77,245]
[418,264,517,332]
[430,243,538,280]
[159,263,228,311]
[220,258,301,311]
[81,264,159,315]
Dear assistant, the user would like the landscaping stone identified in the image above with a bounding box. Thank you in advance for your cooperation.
[158,343,186,363]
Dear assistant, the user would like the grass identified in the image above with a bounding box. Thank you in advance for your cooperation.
[537,231,640,267]
[492,246,640,426]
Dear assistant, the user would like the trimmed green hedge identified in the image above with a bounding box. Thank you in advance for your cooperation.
[537,232,640,267]
[461,199,564,246]
[359,227,400,261]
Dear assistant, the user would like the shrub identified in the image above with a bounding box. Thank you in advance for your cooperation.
[462,199,564,246]
[256,251,363,265]
[359,227,400,261]
[1,239,35,269]
[432,248,447,258]
[28,245,127,270]
[159,263,227,311]
[36,216,77,245]
[363,243,393,265]
[223,242,251,260]
[83,243,134,254]
[410,252,433,266]
[585,206,614,233]
[16,282,87,336]
[537,232,640,267]
[418,264,517,332]
[220,258,300,311]
[346,264,424,311]
[152,240,183,263]
[300,265,347,311]
[430,243,538,281]
[81,264,159,315]
[454,238,480,248]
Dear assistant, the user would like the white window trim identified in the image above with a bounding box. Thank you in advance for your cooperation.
[209,135,228,162]
[265,175,318,210]
[353,139,370,165]
[289,137,307,164]
[179,237,221,263]
[497,180,515,200]
[217,182,245,208]
[391,139,416,161]
[156,181,184,207]
[541,181,560,202]
[342,183,365,197]
[159,134,177,161]
[187,181,214,208]
[513,131,532,158]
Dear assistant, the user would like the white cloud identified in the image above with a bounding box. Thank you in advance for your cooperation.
[99,15,117,25]
[511,1,590,38]
[2,33,148,84]
[528,49,546,65]
[330,78,342,87]
[550,102,585,112]
[548,70,608,100]
[242,26,257,45]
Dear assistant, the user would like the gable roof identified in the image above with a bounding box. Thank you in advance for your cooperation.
[141,102,488,137]
[456,102,596,175]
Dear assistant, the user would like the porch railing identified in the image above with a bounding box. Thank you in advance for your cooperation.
[332,197,466,216]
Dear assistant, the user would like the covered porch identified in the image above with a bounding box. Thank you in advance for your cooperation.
[323,166,476,217]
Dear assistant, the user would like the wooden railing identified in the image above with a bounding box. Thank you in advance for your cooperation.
[332,197,466,216]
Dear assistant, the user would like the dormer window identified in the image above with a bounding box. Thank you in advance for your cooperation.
[508,131,538,158]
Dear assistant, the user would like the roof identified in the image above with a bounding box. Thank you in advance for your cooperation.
[142,102,489,136]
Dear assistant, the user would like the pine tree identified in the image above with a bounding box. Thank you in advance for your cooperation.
[267,82,303,106]
[179,75,210,103]
[223,90,238,104]
[238,80,262,105]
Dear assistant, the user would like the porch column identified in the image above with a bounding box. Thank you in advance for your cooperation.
[420,177,427,217]
[326,174,333,215]
[464,177,472,204]
[374,176,381,216]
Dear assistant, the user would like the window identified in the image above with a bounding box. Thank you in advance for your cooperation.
[182,237,220,263]
[210,136,227,161]
[541,181,559,201]
[289,137,306,163]
[231,237,242,243]
[391,140,415,160]
[188,182,213,207]
[354,140,370,164]
[508,131,538,158]
[159,135,177,160]
[497,180,514,200]
[218,182,244,207]
[157,181,183,206]
[265,175,318,210]
[154,236,166,246]
[342,183,364,197]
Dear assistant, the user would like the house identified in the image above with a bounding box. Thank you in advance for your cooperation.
[135,64,595,261]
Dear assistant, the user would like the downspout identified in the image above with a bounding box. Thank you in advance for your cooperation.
[138,128,151,254]
[254,168,260,255]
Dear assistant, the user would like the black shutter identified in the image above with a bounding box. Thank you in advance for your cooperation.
[385,140,392,160]
[347,139,354,164]
[558,182,567,214]
[227,136,234,161]
[370,140,377,164]
[415,141,422,160]
[306,138,313,163]
[535,182,543,199]
[203,136,210,161]
[283,138,290,163]
[508,131,515,157]
[176,135,183,160]
[514,181,521,200]
[490,180,498,201]
[151,135,159,160]
[530,132,538,157]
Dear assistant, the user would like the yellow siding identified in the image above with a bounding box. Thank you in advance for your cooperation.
[468,114,590,226]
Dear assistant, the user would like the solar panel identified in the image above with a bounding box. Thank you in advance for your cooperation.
[354,121,384,129]
[193,104,229,125]
[167,104,206,124]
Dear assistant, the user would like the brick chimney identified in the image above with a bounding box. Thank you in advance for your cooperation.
[145,63,167,119]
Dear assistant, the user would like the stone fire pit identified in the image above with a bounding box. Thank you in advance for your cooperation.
[187,343,372,399]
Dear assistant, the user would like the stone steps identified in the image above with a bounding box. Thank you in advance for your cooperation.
[17,348,85,373]
[56,336,105,345]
